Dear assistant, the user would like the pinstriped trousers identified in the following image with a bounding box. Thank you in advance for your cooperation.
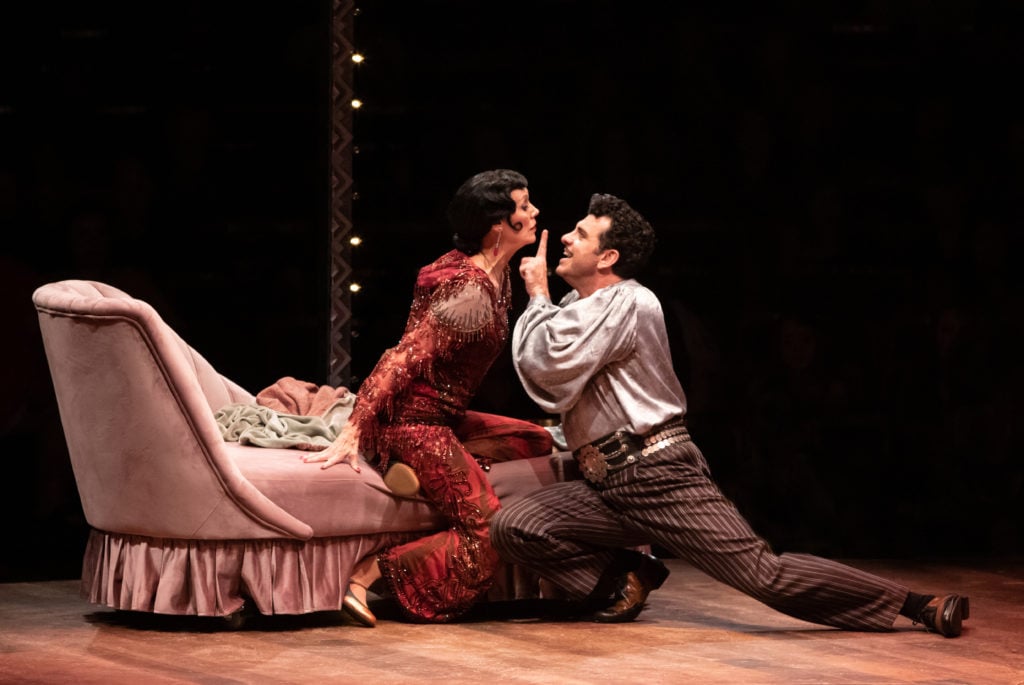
[491,436,908,631]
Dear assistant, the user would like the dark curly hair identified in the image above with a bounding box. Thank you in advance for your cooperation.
[588,193,656,278]
[447,169,529,254]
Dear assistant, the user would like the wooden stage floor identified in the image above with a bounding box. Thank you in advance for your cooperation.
[2,557,1022,684]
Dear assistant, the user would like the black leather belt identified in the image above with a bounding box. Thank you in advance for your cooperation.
[573,417,690,484]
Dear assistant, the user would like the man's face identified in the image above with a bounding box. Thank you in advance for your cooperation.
[556,214,612,287]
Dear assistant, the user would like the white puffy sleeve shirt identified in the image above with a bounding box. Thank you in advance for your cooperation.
[512,279,687,451]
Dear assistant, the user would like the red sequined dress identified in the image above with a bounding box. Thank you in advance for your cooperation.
[350,250,551,622]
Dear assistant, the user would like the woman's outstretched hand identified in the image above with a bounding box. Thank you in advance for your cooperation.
[303,421,362,471]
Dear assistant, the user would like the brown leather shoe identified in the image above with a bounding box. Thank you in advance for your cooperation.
[590,571,655,623]
[585,554,669,623]
[917,594,970,637]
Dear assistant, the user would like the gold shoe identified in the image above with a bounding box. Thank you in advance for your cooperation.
[342,587,377,628]
[383,462,420,496]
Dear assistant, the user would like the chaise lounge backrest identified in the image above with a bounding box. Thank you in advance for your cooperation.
[33,279,313,541]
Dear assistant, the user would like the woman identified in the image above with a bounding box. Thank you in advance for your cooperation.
[304,169,551,624]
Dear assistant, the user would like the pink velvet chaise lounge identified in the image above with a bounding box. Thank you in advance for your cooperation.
[32,279,569,621]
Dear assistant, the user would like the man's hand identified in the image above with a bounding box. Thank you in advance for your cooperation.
[303,421,362,471]
[519,229,550,299]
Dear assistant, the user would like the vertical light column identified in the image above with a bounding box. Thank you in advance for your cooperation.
[328,0,357,386]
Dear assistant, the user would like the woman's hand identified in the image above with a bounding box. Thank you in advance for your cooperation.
[303,422,362,471]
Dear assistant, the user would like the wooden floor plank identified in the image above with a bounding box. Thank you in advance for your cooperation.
[2,558,1022,684]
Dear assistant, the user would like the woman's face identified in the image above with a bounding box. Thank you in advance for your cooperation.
[504,188,540,250]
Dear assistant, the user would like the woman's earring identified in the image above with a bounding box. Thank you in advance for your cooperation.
[492,231,502,257]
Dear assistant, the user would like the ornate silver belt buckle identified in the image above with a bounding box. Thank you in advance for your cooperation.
[577,444,607,484]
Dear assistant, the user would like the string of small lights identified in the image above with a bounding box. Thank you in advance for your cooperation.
[348,48,365,295]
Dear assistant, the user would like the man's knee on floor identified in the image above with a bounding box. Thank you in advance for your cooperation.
[490,506,543,561]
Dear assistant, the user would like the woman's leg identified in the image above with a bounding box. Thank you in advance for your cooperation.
[455,410,554,465]
[378,424,502,622]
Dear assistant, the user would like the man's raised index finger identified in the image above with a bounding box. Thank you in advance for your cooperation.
[536,229,548,258]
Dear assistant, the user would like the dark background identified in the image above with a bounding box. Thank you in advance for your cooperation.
[2,1,1022,582]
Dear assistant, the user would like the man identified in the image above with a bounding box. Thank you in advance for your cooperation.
[490,193,970,637]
